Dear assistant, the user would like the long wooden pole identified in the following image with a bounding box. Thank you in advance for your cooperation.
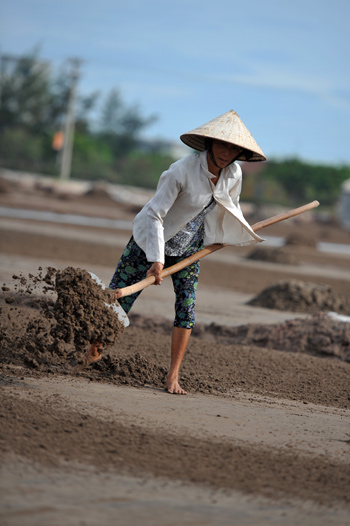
[250,200,320,232]
[117,200,319,299]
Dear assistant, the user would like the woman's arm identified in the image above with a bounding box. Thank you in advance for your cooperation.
[146,261,164,285]
[144,164,184,263]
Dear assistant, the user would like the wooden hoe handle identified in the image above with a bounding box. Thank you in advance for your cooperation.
[250,200,320,232]
[117,200,320,299]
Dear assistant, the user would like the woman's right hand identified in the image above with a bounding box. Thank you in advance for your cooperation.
[146,262,164,285]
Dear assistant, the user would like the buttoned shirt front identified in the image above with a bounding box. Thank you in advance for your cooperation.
[133,151,264,263]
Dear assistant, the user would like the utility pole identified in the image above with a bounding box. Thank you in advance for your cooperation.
[60,58,82,180]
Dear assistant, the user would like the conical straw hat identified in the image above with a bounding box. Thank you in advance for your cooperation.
[180,110,266,162]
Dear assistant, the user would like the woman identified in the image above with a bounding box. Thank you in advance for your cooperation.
[87,110,266,394]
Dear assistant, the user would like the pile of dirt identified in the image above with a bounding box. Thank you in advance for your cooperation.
[1,268,349,408]
[285,232,317,247]
[2,271,350,371]
[129,312,350,363]
[248,279,350,314]
[246,247,298,265]
[84,183,115,201]
[0,177,12,193]
[195,313,350,363]
[0,267,125,368]
[82,313,350,407]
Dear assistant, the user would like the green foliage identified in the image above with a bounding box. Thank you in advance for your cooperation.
[259,159,350,206]
[70,133,115,180]
[0,53,52,134]
[0,127,49,172]
[0,50,158,179]
[116,151,175,188]
[0,50,94,135]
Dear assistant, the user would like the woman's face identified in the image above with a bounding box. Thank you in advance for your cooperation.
[211,139,242,168]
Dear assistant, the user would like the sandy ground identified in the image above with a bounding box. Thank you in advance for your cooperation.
[1,178,350,525]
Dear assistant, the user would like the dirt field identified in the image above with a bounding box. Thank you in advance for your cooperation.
[1,176,350,526]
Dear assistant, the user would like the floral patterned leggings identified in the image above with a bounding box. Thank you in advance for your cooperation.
[109,236,203,329]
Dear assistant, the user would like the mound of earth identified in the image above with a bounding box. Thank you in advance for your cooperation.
[130,313,350,363]
[84,183,114,201]
[0,267,125,368]
[246,247,298,265]
[0,177,11,193]
[0,269,349,408]
[248,279,350,315]
[197,313,350,363]
[285,232,317,247]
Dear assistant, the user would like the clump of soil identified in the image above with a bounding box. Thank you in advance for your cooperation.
[0,267,125,368]
[246,247,298,265]
[53,267,124,351]
[248,279,350,315]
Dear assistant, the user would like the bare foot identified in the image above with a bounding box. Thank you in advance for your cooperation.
[166,375,187,395]
[84,342,103,365]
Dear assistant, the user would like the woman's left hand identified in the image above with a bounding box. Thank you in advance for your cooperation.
[147,262,164,285]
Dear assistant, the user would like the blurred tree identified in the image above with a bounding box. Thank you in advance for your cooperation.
[0,128,46,171]
[0,49,161,180]
[0,49,98,178]
[0,50,97,135]
[71,132,114,180]
[0,52,52,133]
[259,159,350,207]
[117,151,174,188]
[99,89,157,158]
[100,89,124,134]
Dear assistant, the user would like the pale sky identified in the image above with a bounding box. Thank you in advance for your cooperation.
[1,0,349,164]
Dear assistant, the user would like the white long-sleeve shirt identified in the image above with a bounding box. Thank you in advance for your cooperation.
[133,151,264,263]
